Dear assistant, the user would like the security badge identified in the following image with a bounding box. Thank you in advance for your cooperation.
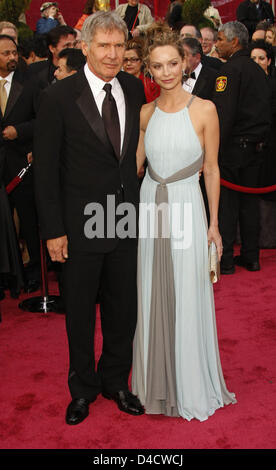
[216,76,227,92]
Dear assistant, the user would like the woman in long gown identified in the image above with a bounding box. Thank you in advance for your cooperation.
[132,30,236,421]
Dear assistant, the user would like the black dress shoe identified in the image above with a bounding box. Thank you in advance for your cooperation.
[66,398,90,425]
[220,264,235,275]
[102,390,144,416]
[234,256,260,271]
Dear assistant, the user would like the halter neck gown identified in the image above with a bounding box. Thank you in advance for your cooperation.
[132,98,236,421]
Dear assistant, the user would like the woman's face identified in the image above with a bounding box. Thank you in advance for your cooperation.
[149,45,185,90]
[123,49,142,77]
[251,48,271,74]
[266,30,274,44]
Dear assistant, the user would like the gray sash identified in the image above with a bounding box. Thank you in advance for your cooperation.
[145,153,203,416]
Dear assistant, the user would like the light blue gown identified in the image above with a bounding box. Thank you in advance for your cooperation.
[132,102,236,421]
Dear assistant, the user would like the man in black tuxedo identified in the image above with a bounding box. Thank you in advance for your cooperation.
[0,34,41,293]
[34,11,145,425]
[181,37,218,100]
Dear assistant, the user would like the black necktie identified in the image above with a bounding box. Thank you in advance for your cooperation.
[102,83,121,160]
[190,72,196,79]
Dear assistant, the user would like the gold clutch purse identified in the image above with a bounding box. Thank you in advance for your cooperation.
[208,242,220,283]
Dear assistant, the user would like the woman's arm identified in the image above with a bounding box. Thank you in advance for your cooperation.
[202,101,223,259]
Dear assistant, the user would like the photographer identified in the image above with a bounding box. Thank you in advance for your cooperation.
[36,2,66,35]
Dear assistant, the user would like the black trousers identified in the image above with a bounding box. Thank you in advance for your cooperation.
[62,238,138,401]
[219,156,261,266]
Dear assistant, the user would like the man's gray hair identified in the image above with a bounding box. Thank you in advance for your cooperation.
[81,11,128,44]
[181,37,203,58]
[219,21,249,47]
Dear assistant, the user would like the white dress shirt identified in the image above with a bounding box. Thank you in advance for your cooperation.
[183,62,202,93]
[0,71,15,99]
[84,63,126,152]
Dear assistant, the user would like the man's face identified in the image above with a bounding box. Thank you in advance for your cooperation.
[1,27,18,45]
[180,25,197,39]
[54,57,76,80]
[215,31,235,60]
[182,45,200,73]
[0,38,18,77]
[49,34,76,65]
[201,28,215,55]
[128,0,138,6]
[82,28,126,82]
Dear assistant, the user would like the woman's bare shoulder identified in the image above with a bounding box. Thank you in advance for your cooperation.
[140,101,156,130]
[192,96,217,114]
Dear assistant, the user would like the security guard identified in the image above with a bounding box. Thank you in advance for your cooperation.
[213,21,271,274]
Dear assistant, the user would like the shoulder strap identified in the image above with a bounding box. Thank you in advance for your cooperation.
[187,94,196,108]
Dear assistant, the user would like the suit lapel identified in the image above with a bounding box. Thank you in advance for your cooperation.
[4,72,23,119]
[193,70,206,98]
[75,70,115,157]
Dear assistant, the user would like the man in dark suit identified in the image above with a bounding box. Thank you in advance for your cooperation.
[34,11,145,425]
[213,21,271,274]
[0,34,41,293]
[181,37,218,100]
[28,25,77,89]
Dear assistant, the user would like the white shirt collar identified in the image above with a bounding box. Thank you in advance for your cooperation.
[0,71,14,83]
[84,63,118,97]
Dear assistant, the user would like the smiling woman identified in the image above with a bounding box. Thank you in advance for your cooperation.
[132,27,236,421]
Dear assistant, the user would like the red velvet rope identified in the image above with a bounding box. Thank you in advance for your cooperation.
[220,178,276,194]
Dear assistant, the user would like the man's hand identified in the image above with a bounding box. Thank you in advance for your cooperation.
[2,126,18,140]
[27,152,33,164]
[47,235,68,263]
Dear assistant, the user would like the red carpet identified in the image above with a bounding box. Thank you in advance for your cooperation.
[1,248,276,450]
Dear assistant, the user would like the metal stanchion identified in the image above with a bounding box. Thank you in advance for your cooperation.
[19,239,65,314]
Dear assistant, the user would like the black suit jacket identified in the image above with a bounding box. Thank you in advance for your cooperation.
[201,55,223,71]
[33,68,145,252]
[0,68,39,184]
[192,64,218,101]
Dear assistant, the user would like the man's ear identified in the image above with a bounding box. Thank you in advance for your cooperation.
[49,44,55,55]
[232,37,240,49]
[81,41,88,57]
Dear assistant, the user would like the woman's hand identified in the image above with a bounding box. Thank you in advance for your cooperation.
[207,225,223,261]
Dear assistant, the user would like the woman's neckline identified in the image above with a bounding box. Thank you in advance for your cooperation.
[155,96,194,114]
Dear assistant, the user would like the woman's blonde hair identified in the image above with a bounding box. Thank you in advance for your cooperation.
[266,25,276,46]
[143,25,185,72]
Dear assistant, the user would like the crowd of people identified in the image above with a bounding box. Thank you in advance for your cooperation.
[0,0,275,423]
